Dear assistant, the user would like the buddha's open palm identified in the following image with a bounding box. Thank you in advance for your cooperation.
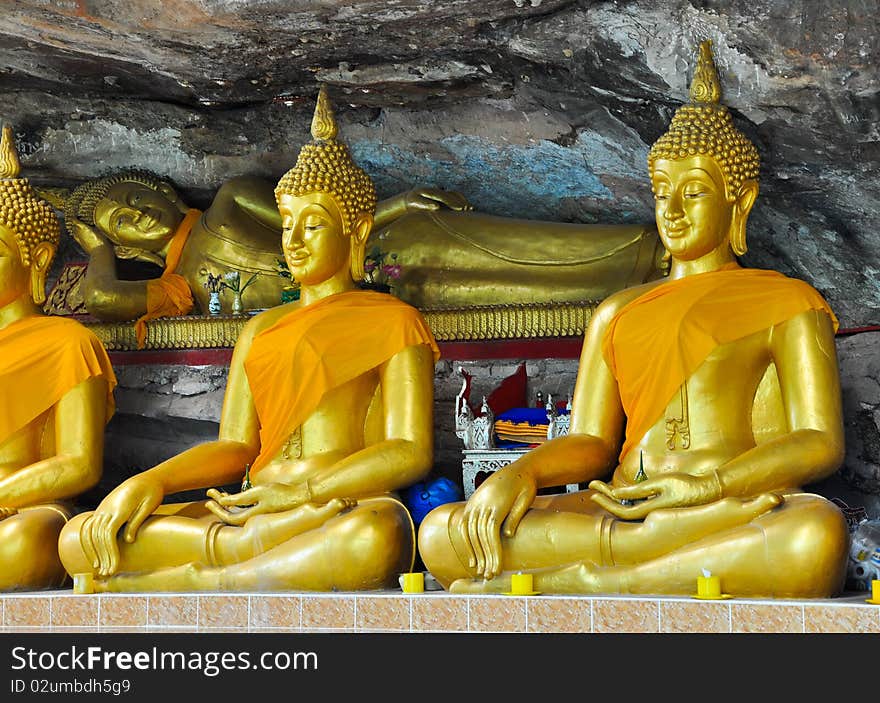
[205,481,312,526]
[79,474,165,577]
[455,467,536,580]
[589,471,723,520]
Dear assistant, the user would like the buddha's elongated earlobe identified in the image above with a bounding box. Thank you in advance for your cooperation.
[29,241,55,305]
[730,179,759,257]
[349,213,373,282]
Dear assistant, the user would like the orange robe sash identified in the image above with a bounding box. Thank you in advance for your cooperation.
[0,315,117,445]
[601,267,838,462]
[134,208,201,349]
[244,290,440,474]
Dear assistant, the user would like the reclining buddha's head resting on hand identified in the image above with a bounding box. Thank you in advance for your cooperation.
[274,85,378,284]
[0,125,61,305]
[64,169,186,256]
[648,40,761,261]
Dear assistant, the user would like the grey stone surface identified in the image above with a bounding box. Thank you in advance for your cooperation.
[838,332,880,499]
[0,1,877,328]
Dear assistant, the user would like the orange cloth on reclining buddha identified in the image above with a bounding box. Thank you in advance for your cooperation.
[601,265,838,462]
[0,315,117,444]
[134,208,201,349]
[244,289,440,474]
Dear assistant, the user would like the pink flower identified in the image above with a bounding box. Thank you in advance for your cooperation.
[364,260,377,273]
[382,264,402,279]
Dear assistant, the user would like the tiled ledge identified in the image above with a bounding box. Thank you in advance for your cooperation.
[0,590,878,633]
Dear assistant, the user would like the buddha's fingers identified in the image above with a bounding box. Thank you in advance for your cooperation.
[590,491,648,520]
[328,497,357,512]
[205,500,257,526]
[92,513,120,577]
[452,511,477,570]
[502,489,533,538]
[123,498,155,543]
[79,515,100,571]
[477,511,499,579]
[205,488,227,502]
[588,480,615,500]
[208,486,258,507]
[467,509,488,577]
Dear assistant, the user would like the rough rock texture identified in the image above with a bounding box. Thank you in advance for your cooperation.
[2,1,878,324]
[3,1,880,506]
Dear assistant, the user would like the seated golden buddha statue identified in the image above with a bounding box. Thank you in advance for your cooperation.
[57,87,439,592]
[0,124,116,591]
[418,41,850,599]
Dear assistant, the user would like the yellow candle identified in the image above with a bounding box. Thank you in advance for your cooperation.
[510,572,534,595]
[872,580,880,603]
[401,572,424,594]
[72,572,95,595]
[697,574,721,598]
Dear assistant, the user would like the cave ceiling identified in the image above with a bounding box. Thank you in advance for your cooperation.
[1,0,879,326]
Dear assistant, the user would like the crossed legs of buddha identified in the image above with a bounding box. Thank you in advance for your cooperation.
[419,491,848,598]
[59,496,414,592]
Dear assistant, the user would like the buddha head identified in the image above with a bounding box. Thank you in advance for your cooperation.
[65,169,187,257]
[0,124,61,307]
[274,86,377,286]
[647,40,760,261]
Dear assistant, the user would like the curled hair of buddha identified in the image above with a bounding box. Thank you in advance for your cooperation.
[0,124,61,266]
[648,40,760,195]
[64,168,178,229]
[274,85,378,235]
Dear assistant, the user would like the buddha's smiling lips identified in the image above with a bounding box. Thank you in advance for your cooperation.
[662,223,691,239]
[134,212,162,234]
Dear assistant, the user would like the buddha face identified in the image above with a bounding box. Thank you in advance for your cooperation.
[93,182,184,252]
[651,155,737,262]
[0,224,29,309]
[278,192,351,286]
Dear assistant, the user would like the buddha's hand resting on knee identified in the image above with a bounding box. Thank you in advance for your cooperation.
[0,507,17,521]
[455,468,537,580]
[80,474,165,577]
[589,471,724,520]
[204,481,312,526]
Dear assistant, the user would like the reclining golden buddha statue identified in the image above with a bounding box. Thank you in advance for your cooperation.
[58,87,439,592]
[57,120,664,342]
[418,41,850,599]
[0,124,116,591]
[61,163,469,347]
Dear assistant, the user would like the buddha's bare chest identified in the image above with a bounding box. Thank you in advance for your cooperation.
[627,333,774,472]
[257,371,380,480]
